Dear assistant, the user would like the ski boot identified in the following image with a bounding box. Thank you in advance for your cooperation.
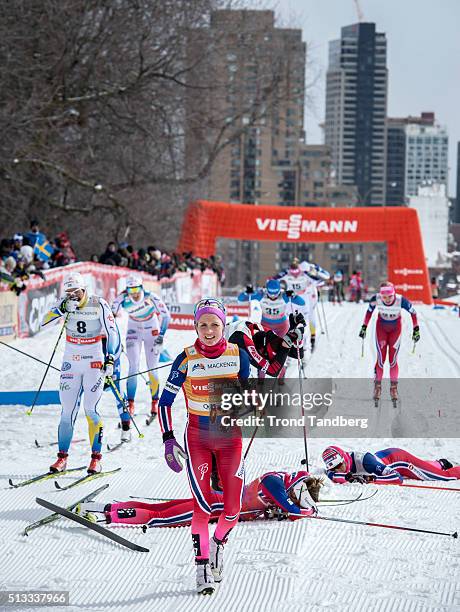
[390,381,398,407]
[87,452,102,474]
[128,399,135,416]
[120,421,132,442]
[50,451,68,473]
[209,535,225,583]
[76,501,108,523]
[373,381,382,407]
[196,559,216,595]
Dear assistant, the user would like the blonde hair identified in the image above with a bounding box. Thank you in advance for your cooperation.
[305,476,325,502]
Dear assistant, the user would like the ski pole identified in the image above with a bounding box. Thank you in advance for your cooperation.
[397,482,460,492]
[290,299,310,471]
[27,313,70,416]
[316,299,325,335]
[411,341,416,354]
[296,512,457,538]
[105,376,144,439]
[0,341,61,372]
[116,362,172,382]
[319,293,329,340]
[121,347,150,386]
[361,338,365,358]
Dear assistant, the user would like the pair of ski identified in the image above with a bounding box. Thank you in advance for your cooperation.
[374,396,400,409]
[9,467,121,490]
[32,488,149,552]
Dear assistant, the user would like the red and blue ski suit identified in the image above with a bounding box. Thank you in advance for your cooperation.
[106,470,315,525]
[326,448,460,484]
[158,341,250,560]
[363,294,418,382]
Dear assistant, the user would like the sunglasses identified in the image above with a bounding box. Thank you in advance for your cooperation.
[194,297,226,315]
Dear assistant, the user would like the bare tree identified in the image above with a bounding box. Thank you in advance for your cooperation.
[0,0,299,255]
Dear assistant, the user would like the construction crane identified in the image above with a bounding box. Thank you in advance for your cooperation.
[353,0,364,22]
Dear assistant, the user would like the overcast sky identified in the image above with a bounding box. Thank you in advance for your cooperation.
[253,0,460,195]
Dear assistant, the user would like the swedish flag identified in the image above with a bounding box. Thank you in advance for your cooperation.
[33,236,54,261]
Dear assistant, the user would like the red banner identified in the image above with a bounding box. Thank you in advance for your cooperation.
[178,200,432,303]
[8,262,218,339]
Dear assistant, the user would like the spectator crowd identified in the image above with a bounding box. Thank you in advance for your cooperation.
[1,221,224,295]
[94,242,225,283]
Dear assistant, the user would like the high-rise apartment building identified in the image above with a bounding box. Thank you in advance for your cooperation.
[386,112,448,204]
[325,23,388,206]
[405,120,448,197]
[385,117,407,206]
[185,10,307,285]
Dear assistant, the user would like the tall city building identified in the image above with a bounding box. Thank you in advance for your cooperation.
[385,117,407,206]
[325,23,388,206]
[185,10,307,285]
[386,112,448,204]
[405,120,448,197]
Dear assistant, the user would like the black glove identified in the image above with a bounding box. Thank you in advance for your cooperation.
[363,474,376,483]
[283,327,303,348]
[285,289,294,298]
[289,312,306,330]
[246,284,254,295]
[412,326,420,343]
[344,472,366,484]
[154,335,164,345]
[104,354,115,377]
[59,298,78,314]
[359,324,367,339]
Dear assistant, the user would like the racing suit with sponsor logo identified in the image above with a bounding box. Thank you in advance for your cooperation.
[112,291,170,404]
[42,294,120,452]
[158,340,250,560]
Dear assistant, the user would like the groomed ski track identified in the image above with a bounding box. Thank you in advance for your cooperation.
[1,303,459,612]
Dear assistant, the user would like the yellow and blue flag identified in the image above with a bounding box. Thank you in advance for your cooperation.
[34,236,54,261]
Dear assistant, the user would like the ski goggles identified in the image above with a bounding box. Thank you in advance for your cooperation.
[194,297,226,325]
[127,286,143,295]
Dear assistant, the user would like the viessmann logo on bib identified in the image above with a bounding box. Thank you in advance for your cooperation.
[256,214,358,239]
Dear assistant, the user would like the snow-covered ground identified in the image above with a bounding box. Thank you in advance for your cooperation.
[1,302,459,612]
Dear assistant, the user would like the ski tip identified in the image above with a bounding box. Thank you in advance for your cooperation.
[54,481,63,490]
[8,478,15,487]
[34,439,40,448]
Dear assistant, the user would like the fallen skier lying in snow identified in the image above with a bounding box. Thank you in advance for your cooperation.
[77,469,324,526]
[321,446,460,484]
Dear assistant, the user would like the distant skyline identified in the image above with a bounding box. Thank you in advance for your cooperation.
[251,0,460,196]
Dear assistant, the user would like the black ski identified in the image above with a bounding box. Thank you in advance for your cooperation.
[23,483,109,536]
[54,468,121,491]
[35,498,149,552]
[145,413,157,426]
[9,466,86,489]
[34,438,85,449]
[107,441,127,453]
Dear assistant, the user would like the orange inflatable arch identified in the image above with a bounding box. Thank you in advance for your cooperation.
[178,200,432,303]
